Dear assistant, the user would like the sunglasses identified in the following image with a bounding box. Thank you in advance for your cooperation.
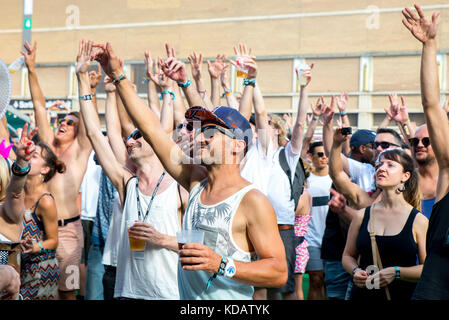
[315,152,325,158]
[58,119,77,126]
[374,141,400,150]
[127,129,142,141]
[176,122,194,132]
[195,125,236,140]
[409,137,431,148]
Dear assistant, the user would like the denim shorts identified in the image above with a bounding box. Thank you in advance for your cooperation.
[323,260,352,300]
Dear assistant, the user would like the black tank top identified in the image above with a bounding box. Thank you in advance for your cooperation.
[413,191,449,299]
[351,206,419,300]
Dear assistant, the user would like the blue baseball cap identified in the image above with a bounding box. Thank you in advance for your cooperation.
[350,129,376,147]
[185,106,253,152]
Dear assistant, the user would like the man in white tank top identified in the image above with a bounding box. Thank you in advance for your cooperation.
[76,41,186,299]
[91,44,288,299]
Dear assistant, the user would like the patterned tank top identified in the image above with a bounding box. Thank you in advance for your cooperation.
[178,179,256,300]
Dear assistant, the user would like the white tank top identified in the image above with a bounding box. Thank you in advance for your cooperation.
[114,176,180,300]
[178,179,256,300]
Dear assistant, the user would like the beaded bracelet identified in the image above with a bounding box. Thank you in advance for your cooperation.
[160,90,176,100]
[243,78,256,87]
[112,74,127,85]
[177,79,191,88]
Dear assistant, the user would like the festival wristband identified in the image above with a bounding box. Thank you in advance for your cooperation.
[79,94,93,101]
[243,78,256,87]
[340,111,347,116]
[312,116,320,121]
[205,256,227,291]
[11,161,30,176]
[112,73,127,85]
[177,79,191,88]
[160,90,176,100]
[224,258,236,278]
[394,266,400,279]
[37,241,44,252]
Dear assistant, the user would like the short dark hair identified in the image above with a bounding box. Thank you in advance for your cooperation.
[376,128,402,145]
[68,111,80,119]
[308,141,323,155]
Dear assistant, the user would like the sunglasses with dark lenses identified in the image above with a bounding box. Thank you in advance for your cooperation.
[374,141,400,150]
[409,137,431,148]
[315,152,325,158]
[127,129,143,141]
[196,125,236,140]
[58,119,77,126]
[176,122,194,132]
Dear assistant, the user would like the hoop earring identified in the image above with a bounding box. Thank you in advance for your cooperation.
[397,183,406,193]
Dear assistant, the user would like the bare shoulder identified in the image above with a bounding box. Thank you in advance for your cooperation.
[36,194,57,219]
[413,211,429,231]
[239,188,276,222]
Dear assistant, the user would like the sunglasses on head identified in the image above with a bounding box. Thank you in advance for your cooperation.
[127,129,142,141]
[195,125,236,140]
[374,141,400,150]
[409,137,431,148]
[176,122,194,132]
[58,119,77,126]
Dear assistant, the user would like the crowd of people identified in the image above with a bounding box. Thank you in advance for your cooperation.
[0,4,448,301]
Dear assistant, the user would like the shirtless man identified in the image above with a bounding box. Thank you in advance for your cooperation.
[92,42,287,299]
[22,41,96,300]
[409,124,438,219]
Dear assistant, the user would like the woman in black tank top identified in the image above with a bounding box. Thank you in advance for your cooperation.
[337,148,428,301]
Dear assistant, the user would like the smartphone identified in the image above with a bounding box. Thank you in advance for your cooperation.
[341,127,352,136]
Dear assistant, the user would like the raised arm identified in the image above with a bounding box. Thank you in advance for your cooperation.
[336,92,351,155]
[220,64,239,109]
[144,51,162,119]
[187,51,213,110]
[207,54,226,107]
[93,42,202,191]
[384,94,414,146]
[402,5,449,201]
[77,40,130,203]
[302,98,324,160]
[329,128,374,209]
[2,124,37,225]
[21,41,53,145]
[290,64,314,154]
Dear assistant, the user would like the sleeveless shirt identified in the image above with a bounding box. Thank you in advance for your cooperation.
[413,191,449,299]
[178,179,256,300]
[351,206,419,300]
[114,177,180,300]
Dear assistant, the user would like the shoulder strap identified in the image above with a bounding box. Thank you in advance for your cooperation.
[178,184,184,214]
[278,148,306,210]
[32,193,55,214]
[368,206,391,300]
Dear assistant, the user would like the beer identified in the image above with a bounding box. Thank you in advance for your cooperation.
[128,234,146,251]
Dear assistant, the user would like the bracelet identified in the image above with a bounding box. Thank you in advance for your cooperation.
[352,266,361,275]
[340,111,347,116]
[224,257,236,278]
[11,161,31,176]
[393,266,400,279]
[112,73,126,85]
[177,79,191,88]
[243,78,256,87]
[37,241,44,252]
[142,78,150,84]
[312,116,320,121]
[205,256,227,291]
[224,90,232,96]
[160,90,176,100]
[79,94,93,101]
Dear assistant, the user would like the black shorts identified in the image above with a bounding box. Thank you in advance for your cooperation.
[81,219,94,264]
[274,228,300,293]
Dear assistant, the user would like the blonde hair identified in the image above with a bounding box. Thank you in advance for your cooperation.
[269,114,287,147]
[0,158,11,203]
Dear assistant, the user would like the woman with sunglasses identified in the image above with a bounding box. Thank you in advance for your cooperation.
[330,128,428,300]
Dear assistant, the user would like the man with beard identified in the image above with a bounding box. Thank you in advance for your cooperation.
[410,124,438,219]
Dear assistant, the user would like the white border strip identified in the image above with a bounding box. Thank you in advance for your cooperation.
[1,4,449,34]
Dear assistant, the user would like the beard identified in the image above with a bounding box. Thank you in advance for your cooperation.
[415,153,436,166]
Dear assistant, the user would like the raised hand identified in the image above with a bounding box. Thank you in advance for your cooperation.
[187,52,203,80]
[336,92,349,113]
[89,64,102,89]
[312,96,326,118]
[76,39,94,75]
[104,76,116,93]
[385,94,409,123]
[160,57,188,84]
[402,4,440,43]
[228,43,253,71]
[207,54,227,79]
[16,122,38,163]
[20,41,37,71]
[91,42,123,79]
[245,56,258,80]
[296,63,314,87]
[322,96,335,124]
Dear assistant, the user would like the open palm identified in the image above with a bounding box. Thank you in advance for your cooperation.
[76,39,94,74]
[402,5,440,43]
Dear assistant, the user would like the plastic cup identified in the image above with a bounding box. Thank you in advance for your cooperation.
[127,220,146,251]
[176,229,204,250]
[235,55,249,78]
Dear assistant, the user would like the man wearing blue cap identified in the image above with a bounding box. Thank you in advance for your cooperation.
[91,42,288,300]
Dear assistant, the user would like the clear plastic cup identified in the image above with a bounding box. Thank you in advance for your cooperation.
[127,220,145,251]
[176,229,204,250]
[235,54,249,78]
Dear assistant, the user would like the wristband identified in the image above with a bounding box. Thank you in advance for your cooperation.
[312,116,319,121]
[79,94,93,101]
[11,161,31,176]
[224,90,232,96]
[142,78,150,84]
[112,73,126,85]
[160,90,176,100]
[340,111,347,116]
[224,257,236,278]
[205,256,227,291]
[37,241,44,252]
[243,78,256,87]
[393,266,400,279]
[352,266,361,275]
[177,79,191,88]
